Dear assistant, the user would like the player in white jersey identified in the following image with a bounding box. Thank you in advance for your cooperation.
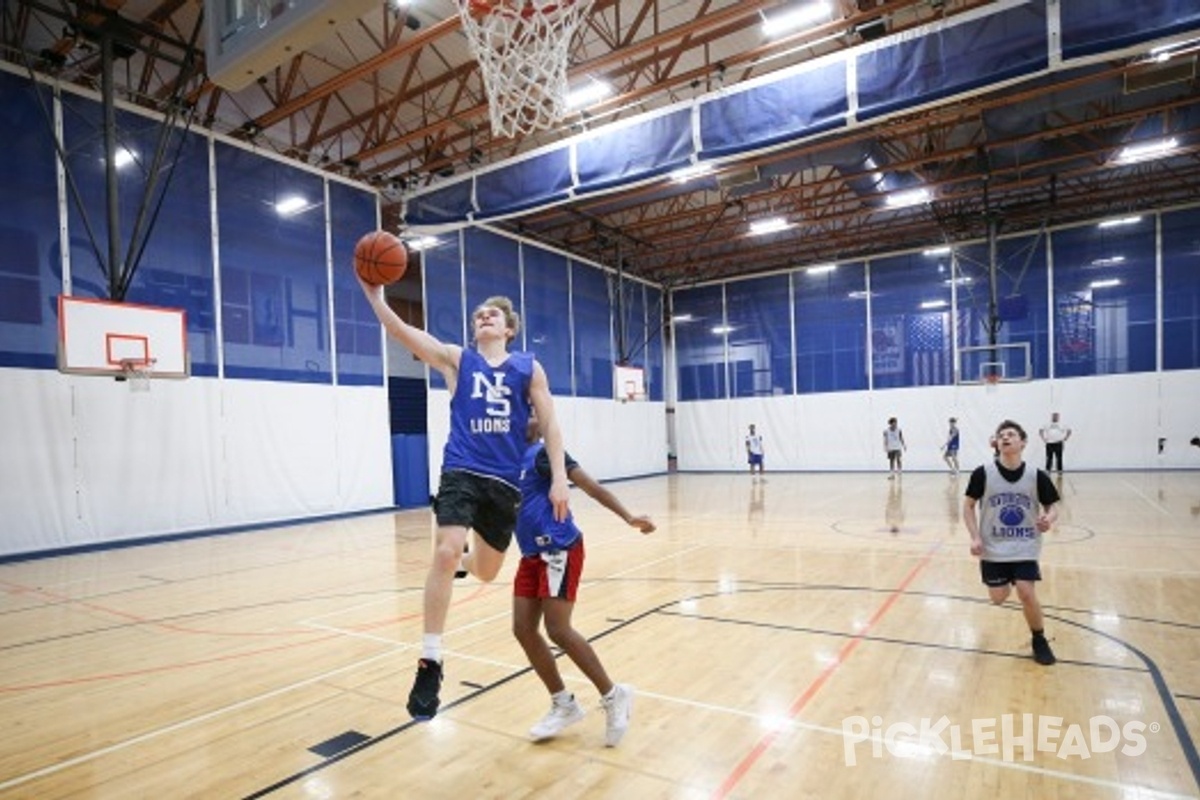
[745,424,765,474]
[963,419,1061,665]
[882,417,906,478]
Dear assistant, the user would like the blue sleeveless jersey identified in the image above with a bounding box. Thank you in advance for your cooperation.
[441,348,535,488]
[515,443,581,555]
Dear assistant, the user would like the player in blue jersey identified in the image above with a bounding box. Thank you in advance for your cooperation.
[359,277,570,720]
[964,419,1060,665]
[513,414,655,746]
[942,417,960,475]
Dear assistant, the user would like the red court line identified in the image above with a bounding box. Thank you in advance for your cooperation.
[711,544,940,799]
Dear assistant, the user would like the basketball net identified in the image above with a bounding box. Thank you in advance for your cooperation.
[457,0,595,138]
[120,358,155,392]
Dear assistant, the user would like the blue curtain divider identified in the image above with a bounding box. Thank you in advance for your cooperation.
[403,0,1200,230]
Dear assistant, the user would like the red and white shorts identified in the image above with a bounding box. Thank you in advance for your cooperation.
[514,538,585,601]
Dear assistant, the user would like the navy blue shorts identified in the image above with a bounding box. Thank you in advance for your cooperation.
[433,470,519,552]
[980,560,1041,586]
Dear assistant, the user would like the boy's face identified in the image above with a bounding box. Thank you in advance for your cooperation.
[473,305,512,342]
[995,426,1026,455]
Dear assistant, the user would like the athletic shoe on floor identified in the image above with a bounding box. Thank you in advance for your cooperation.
[601,684,634,747]
[1032,634,1056,666]
[407,658,443,719]
[528,696,585,741]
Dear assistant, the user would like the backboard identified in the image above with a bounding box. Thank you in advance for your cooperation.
[614,363,646,401]
[958,341,1031,385]
[58,296,189,378]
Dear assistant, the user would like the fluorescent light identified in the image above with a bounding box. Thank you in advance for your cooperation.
[886,188,931,208]
[1090,278,1122,289]
[1097,216,1142,229]
[762,1,833,37]
[943,276,972,286]
[670,164,714,183]
[567,80,613,109]
[711,325,734,335]
[406,235,440,251]
[113,148,137,169]
[1115,138,1179,164]
[923,246,951,256]
[847,290,874,300]
[749,217,791,235]
[805,264,836,275]
[920,300,948,309]
[1090,255,1126,267]
[274,195,307,216]
[671,314,694,323]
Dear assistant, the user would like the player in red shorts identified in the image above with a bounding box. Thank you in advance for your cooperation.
[512,415,655,746]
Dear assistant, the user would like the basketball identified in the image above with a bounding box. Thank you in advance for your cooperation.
[354,230,408,286]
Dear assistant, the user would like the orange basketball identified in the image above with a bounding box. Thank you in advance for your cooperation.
[354,230,408,286]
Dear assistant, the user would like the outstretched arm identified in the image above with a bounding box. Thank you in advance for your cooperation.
[568,464,656,534]
[358,275,461,383]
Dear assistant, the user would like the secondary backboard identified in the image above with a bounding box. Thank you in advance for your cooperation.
[958,342,1031,385]
[58,296,189,378]
[614,363,646,401]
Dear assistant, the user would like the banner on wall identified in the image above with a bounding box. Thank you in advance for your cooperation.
[872,316,905,376]
[1056,291,1095,363]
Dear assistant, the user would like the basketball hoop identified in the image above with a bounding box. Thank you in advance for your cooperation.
[118,358,155,392]
[984,372,1000,394]
[457,0,595,138]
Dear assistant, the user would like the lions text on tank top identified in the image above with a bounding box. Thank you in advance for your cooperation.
[979,460,1042,562]
[441,348,534,488]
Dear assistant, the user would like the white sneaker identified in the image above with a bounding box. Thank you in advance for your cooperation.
[601,684,634,747]
[529,696,585,741]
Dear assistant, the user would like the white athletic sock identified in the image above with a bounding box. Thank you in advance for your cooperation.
[422,634,442,662]
[551,689,574,706]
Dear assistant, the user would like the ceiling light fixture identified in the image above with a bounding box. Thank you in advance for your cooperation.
[567,79,614,110]
[761,1,833,38]
[920,299,948,309]
[749,217,791,235]
[1114,137,1180,164]
[1089,278,1122,289]
[274,195,307,216]
[886,188,931,208]
[805,264,836,274]
[1097,216,1142,229]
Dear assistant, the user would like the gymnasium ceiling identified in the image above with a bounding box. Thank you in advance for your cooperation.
[4,0,1200,287]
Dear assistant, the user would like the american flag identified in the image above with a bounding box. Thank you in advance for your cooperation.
[908,311,952,385]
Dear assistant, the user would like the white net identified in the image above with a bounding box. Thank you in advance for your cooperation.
[120,358,155,392]
[457,0,595,138]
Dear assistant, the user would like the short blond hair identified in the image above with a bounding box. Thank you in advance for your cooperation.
[478,295,520,341]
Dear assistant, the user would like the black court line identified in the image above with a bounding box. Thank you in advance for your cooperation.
[240,584,1200,797]
[655,609,1147,673]
[1050,612,1200,791]
[238,605,663,799]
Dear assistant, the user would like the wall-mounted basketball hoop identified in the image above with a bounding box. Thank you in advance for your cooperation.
[456,0,595,137]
